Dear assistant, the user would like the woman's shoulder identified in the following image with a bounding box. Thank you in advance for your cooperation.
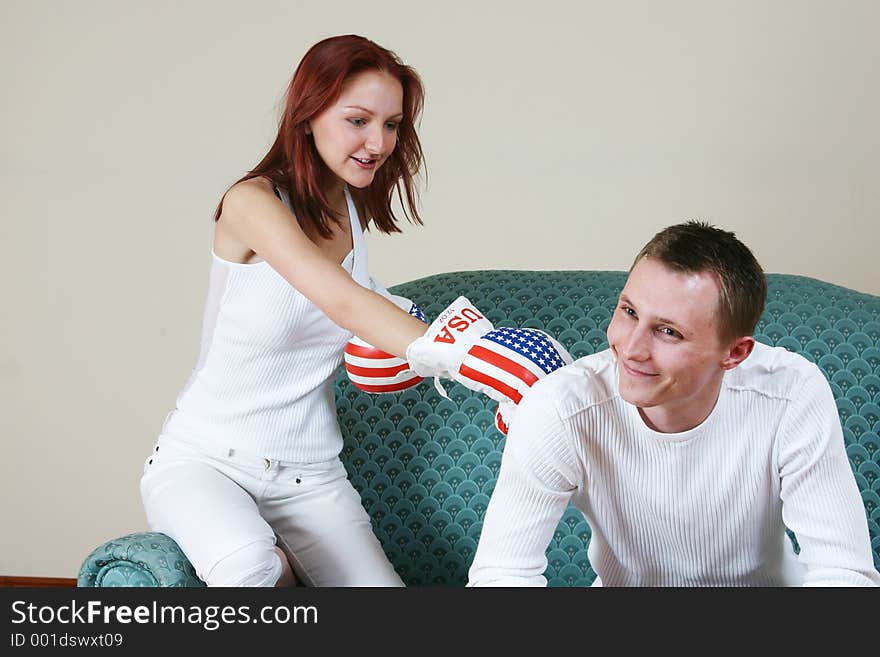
[214,177,283,263]
[221,176,278,216]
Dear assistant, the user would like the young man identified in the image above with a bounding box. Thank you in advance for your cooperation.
[468,222,880,587]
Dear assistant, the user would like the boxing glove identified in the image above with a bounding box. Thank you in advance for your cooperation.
[344,289,427,394]
[406,297,572,415]
[482,329,572,436]
[458,326,572,408]
[495,401,513,435]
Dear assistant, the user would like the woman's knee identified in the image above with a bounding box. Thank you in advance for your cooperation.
[203,540,282,587]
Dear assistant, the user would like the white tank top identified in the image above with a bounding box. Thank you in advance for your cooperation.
[160,185,369,463]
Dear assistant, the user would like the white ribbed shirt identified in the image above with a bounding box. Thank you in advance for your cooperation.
[160,185,370,463]
[468,342,880,587]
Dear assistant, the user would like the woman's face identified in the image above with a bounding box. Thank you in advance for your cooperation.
[309,70,404,191]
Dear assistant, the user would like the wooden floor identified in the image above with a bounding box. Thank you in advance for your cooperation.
[0,576,77,587]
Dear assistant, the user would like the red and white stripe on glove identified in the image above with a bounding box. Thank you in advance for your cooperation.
[344,293,427,394]
[464,327,573,435]
[405,296,572,431]
[457,326,572,409]
[495,402,513,435]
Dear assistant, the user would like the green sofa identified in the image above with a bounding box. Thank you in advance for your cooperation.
[78,270,880,587]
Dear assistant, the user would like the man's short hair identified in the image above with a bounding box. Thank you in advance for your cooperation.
[632,221,767,343]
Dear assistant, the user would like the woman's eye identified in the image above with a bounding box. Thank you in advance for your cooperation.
[348,118,366,127]
[385,121,399,130]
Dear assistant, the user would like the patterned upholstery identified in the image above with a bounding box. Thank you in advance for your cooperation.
[78,531,204,587]
[78,271,880,587]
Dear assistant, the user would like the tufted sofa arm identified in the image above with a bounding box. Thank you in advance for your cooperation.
[78,532,205,587]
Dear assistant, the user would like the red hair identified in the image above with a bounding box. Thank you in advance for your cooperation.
[216,34,426,238]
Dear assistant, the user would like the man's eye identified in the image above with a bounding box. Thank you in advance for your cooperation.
[659,327,680,338]
[621,306,637,317]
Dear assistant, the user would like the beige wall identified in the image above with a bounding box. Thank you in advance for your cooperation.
[2,0,877,577]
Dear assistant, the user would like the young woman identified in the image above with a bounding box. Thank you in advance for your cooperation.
[140,35,433,587]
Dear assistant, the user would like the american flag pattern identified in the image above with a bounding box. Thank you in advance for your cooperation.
[458,327,572,405]
[494,403,511,435]
[344,302,426,394]
[408,304,427,324]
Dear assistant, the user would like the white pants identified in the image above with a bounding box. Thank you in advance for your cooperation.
[140,435,403,587]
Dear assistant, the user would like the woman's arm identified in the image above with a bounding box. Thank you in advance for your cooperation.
[218,178,427,359]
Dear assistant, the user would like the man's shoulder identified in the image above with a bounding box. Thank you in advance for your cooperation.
[726,341,825,401]
[527,349,619,418]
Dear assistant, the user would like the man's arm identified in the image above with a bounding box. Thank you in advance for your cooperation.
[467,380,581,586]
[778,366,880,586]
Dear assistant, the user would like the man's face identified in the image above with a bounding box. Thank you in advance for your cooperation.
[606,257,734,429]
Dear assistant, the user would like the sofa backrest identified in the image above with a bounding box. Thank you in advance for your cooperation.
[335,270,880,585]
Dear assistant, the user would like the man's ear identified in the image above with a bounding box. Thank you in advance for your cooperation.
[720,336,755,371]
